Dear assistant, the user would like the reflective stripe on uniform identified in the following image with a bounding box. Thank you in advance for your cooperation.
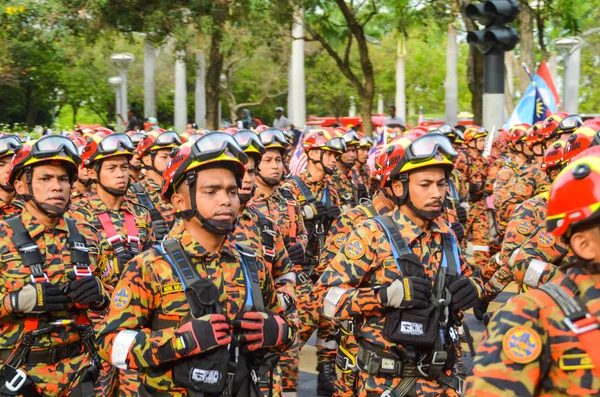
[316,337,338,350]
[523,259,548,287]
[323,287,348,319]
[274,272,297,285]
[494,253,504,267]
[472,245,490,252]
[112,330,138,370]
[507,248,521,268]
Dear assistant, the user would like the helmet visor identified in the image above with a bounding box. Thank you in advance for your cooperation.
[32,136,79,161]
[0,136,22,156]
[129,132,147,147]
[358,136,373,148]
[260,129,287,147]
[558,115,583,133]
[342,131,360,145]
[326,137,346,153]
[100,133,135,153]
[156,131,182,146]
[234,130,266,154]
[406,133,457,162]
[192,132,248,164]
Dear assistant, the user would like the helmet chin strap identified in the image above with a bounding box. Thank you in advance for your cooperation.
[178,172,237,236]
[257,172,281,187]
[79,177,94,188]
[129,163,143,171]
[143,151,163,175]
[342,160,355,169]
[0,183,14,193]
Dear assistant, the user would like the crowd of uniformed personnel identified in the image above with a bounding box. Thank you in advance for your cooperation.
[0,113,598,397]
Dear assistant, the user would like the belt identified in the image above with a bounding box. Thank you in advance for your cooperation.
[357,344,447,378]
[0,343,83,365]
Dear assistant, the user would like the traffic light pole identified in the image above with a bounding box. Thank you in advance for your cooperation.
[483,48,505,132]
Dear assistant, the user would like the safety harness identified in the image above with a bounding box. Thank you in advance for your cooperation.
[355,216,464,397]
[253,210,276,271]
[0,217,100,397]
[130,182,167,222]
[538,276,600,378]
[97,211,139,275]
[279,189,298,244]
[153,240,277,397]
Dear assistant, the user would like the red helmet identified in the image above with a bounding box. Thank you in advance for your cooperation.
[81,133,135,168]
[233,129,266,161]
[463,125,488,144]
[254,124,270,133]
[357,135,373,149]
[541,140,567,173]
[161,132,247,202]
[341,130,361,148]
[95,127,114,136]
[525,121,547,149]
[134,130,181,159]
[508,124,530,149]
[223,127,239,136]
[403,126,428,142]
[562,125,600,164]
[8,136,81,186]
[302,128,345,154]
[127,131,148,148]
[539,113,565,140]
[546,154,600,236]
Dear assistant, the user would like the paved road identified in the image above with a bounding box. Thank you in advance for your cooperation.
[291,288,516,396]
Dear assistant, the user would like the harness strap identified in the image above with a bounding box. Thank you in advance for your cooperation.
[255,211,276,268]
[280,189,298,241]
[97,211,140,256]
[159,240,199,290]
[289,176,315,204]
[130,182,165,223]
[236,244,265,313]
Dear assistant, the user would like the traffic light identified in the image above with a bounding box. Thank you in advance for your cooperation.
[466,0,520,54]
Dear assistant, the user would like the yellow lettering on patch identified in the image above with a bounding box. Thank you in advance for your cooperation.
[160,283,184,295]
[403,278,412,301]
[36,284,44,305]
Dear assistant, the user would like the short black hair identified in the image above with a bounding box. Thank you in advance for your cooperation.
[389,106,396,111]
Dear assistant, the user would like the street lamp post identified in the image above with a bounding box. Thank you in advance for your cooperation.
[552,37,584,114]
[110,53,135,128]
[108,76,123,129]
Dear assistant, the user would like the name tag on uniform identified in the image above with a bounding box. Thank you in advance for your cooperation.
[161,283,184,295]
[559,354,595,371]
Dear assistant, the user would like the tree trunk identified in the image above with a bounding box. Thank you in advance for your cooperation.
[205,0,228,130]
[517,0,535,94]
[72,104,79,126]
[504,52,516,115]
[445,22,458,126]
[395,38,406,124]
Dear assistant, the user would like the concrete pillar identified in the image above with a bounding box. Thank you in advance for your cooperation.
[144,42,156,119]
[563,46,581,114]
[119,68,128,123]
[174,50,187,133]
[287,59,293,123]
[290,11,306,129]
[377,93,384,115]
[349,96,356,117]
[195,50,206,127]
[395,39,406,124]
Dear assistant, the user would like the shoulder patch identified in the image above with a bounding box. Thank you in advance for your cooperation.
[498,169,512,181]
[517,220,533,235]
[344,238,366,260]
[537,231,556,248]
[502,326,542,364]
[334,233,347,249]
[111,286,132,310]
[514,182,527,195]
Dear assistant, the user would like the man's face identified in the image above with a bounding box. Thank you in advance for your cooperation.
[357,147,369,164]
[275,110,283,118]
[96,156,130,191]
[127,110,133,119]
[240,156,257,194]
[143,148,171,173]
[195,168,240,226]
[389,108,396,117]
[311,150,338,172]
[341,146,357,166]
[393,167,446,214]
[0,157,11,186]
[475,137,486,152]
[260,149,284,181]
[15,163,71,211]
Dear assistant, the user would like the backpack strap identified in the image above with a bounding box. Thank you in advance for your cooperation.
[372,215,422,277]
[280,189,298,241]
[358,201,377,218]
[289,176,315,204]
[254,211,276,268]
[235,244,265,313]
[539,279,600,378]
[65,218,93,278]
[7,216,47,283]
[130,182,165,223]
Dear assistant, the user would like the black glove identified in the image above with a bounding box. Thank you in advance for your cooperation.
[8,283,70,313]
[152,219,170,241]
[448,277,482,311]
[357,184,368,199]
[378,277,432,309]
[287,243,305,264]
[456,205,468,224]
[302,201,326,220]
[468,184,483,202]
[326,205,341,220]
[232,311,291,352]
[450,221,465,242]
[69,276,106,306]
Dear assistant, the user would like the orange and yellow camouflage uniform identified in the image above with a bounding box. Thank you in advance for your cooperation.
[250,186,308,391]
[0,197,23,220]
[314,209,477,397]
[466,267,600,396]
[353,164,370,187]
[96,220,296,396]
[0,210,110,397]
[132,176,176,224]
[316,191,394,397]
[331,167,358,211]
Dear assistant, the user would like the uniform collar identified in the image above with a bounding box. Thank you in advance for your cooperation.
[145,177,161,192]
[87,190,135,213]
[21,209,70,238]
[253,186,272,202]
[372,191,394,216]
[390,208,450,245]
[166,218,237,259]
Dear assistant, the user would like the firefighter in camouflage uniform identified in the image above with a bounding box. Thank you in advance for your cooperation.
[0,135,24,219]
[96,133,296,397]
[315,132,482,397]
[466,152,600,397]
[0,135,111,396]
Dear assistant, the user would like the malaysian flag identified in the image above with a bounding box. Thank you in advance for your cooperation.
[289,131,307,175]
[367,126,386,174]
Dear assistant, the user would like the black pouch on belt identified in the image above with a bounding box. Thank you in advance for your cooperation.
[383,305,441,348]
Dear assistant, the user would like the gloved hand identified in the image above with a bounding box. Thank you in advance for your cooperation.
[301,201,326,220]
[173,314,231,358]
[232,311,291,352]
[378,277,432,309]
[152,219,170,241]
[8,283,70,313]
[69,275,106,306]
[357,184,369,199]
[287,243,305,264]
[326,205,341,220]
[468,184,483,202]
[456,205,468,224]
[448,277,482,311]
[450,221,465,242]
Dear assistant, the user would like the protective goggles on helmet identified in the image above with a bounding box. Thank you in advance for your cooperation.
[129,132,147,147]
[405,133,457,162]
[558,115,583,134]
[342,131,361,146]
[193,132,248,164]
[260,129,288,147]
[233,130,266,154]
[0,135,22,157]
[156,131,182,146]
[325,137,346,153]
[31,136,80,162]
[437,124,455,135]
[358,136,373,148]
[99,133,135,153]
